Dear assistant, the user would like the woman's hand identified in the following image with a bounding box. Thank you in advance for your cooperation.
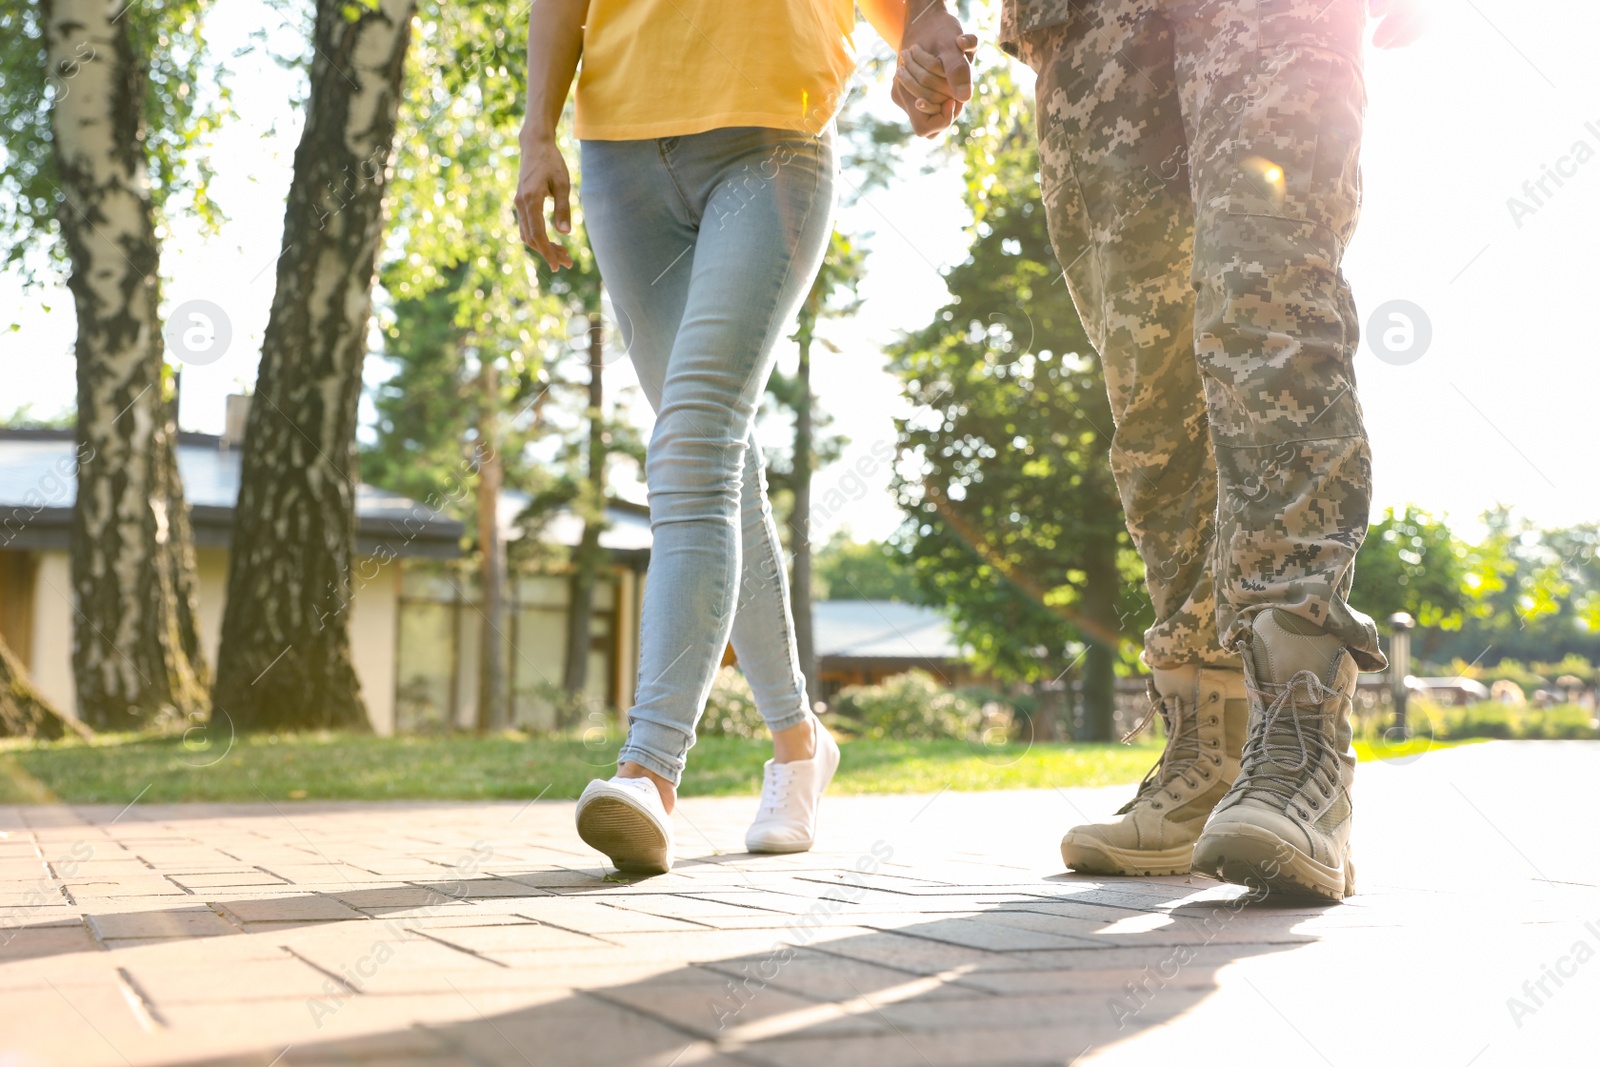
[516,134,575,271]
[892,0,977,139]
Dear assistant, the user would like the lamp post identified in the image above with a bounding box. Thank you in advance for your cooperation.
[1388,612,1414,735]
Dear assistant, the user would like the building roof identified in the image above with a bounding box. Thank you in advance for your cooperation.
[499,490,652,562]
[0,428,463,558]
[813,600,963,664]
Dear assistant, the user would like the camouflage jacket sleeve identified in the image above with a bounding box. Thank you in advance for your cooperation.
[999,0,1074,54]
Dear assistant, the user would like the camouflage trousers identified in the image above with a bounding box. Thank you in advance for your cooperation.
[1016,0,1387,671]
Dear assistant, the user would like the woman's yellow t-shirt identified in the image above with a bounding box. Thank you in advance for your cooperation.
[574,0,858,140]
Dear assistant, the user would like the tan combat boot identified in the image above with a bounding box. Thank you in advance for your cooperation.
[1060,665,1248,876]
[1192,608,1359,901]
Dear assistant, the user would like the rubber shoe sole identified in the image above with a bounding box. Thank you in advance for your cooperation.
[1192,823,1355,901]
[575,794,671,875]
[1060,836,1193,876]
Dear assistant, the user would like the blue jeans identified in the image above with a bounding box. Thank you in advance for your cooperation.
[582,126,836,784]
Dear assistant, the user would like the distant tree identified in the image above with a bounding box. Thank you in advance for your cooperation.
[762,231,866,701]
[1421,508,1600,668]
[1352,505,1470,638]
[886,58,1139,740]
[372,1,644,720]
[813,534,921,602]
[0,405,74,430]
[1545,523,1600,637]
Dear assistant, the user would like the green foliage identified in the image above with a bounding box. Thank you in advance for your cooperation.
[381,0,553,382]
[886,56,1138,685]
[0,402,73,429]
[763,230,865,506]
[1357,698,1598,743]
[697,669,768,739]
[370,0,643,545]
[1426,507,1600,666]
[830,670,987,741]
[1431,655,1595,698]
[0,724,1479,803]
[1471,658,1548,697]
[1532,653,1597,684]
[0,729,1166,801]
[363,262,479,511]
[813,534,921,601]
[0,0,228,282]
[1352,505,1470,630]
[1448,703,1596,741]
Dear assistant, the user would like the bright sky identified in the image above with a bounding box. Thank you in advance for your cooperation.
[3,1,1594,546]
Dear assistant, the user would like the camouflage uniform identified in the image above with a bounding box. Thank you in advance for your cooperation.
[1002,0,1386,671]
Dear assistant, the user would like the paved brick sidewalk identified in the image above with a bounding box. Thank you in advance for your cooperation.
[3,741,1597,1066]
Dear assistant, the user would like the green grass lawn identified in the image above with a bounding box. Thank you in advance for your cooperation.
[0,730,1487,805]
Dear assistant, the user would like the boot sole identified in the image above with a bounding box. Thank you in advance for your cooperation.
[1060,837,1193,877]
[576,795,671,875]
[1192,823,1354,901]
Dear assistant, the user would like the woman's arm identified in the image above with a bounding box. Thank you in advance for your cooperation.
[516,0,587,270]
[858,0,908,48]
[860,0,974,137]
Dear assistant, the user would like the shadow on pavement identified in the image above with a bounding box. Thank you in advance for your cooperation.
[122,866,1331,1067]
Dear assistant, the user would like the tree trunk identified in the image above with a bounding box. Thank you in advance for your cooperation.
[1029,677,1058,742]
[212,0,414,731]
[1079,535,1121,741]
[476,359,508,732]
[790,331,817,709]
[1061,666,1078,741]
[0,635,90,740]
[44,0,208,730]
[563,313,607,699]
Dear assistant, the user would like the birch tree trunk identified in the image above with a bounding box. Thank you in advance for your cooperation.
[43,0,208,730]
[0,635,90,740]
[212,0,414,731]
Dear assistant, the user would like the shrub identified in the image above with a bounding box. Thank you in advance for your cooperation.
[697,668,768,739]
[1359,697,1599,743]
[831,670,989,742]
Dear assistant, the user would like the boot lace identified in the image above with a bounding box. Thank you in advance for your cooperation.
[1234,670,1342,813]
[1118,688,1211,812]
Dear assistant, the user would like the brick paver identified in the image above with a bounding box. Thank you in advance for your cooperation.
[2,741,1597,1066]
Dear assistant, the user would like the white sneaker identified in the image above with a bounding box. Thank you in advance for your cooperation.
[575,776,675,874]
[745,717,841,854]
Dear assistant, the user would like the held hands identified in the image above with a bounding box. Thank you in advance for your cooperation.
[515,132,574,271]
[892,7,977,138]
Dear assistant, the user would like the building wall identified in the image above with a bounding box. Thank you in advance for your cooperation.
[24,547,401,729]
[28,551,74,717]
[613,568,639,713]
[394,562,638,733]
[351,562,399,736]
[194,548,229,664]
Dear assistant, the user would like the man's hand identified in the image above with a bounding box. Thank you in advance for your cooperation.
[1370,0,1426,49]
[893,4,976,138]
[515,134,574,271]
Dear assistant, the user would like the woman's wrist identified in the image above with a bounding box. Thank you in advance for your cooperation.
[519,118,559,147]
